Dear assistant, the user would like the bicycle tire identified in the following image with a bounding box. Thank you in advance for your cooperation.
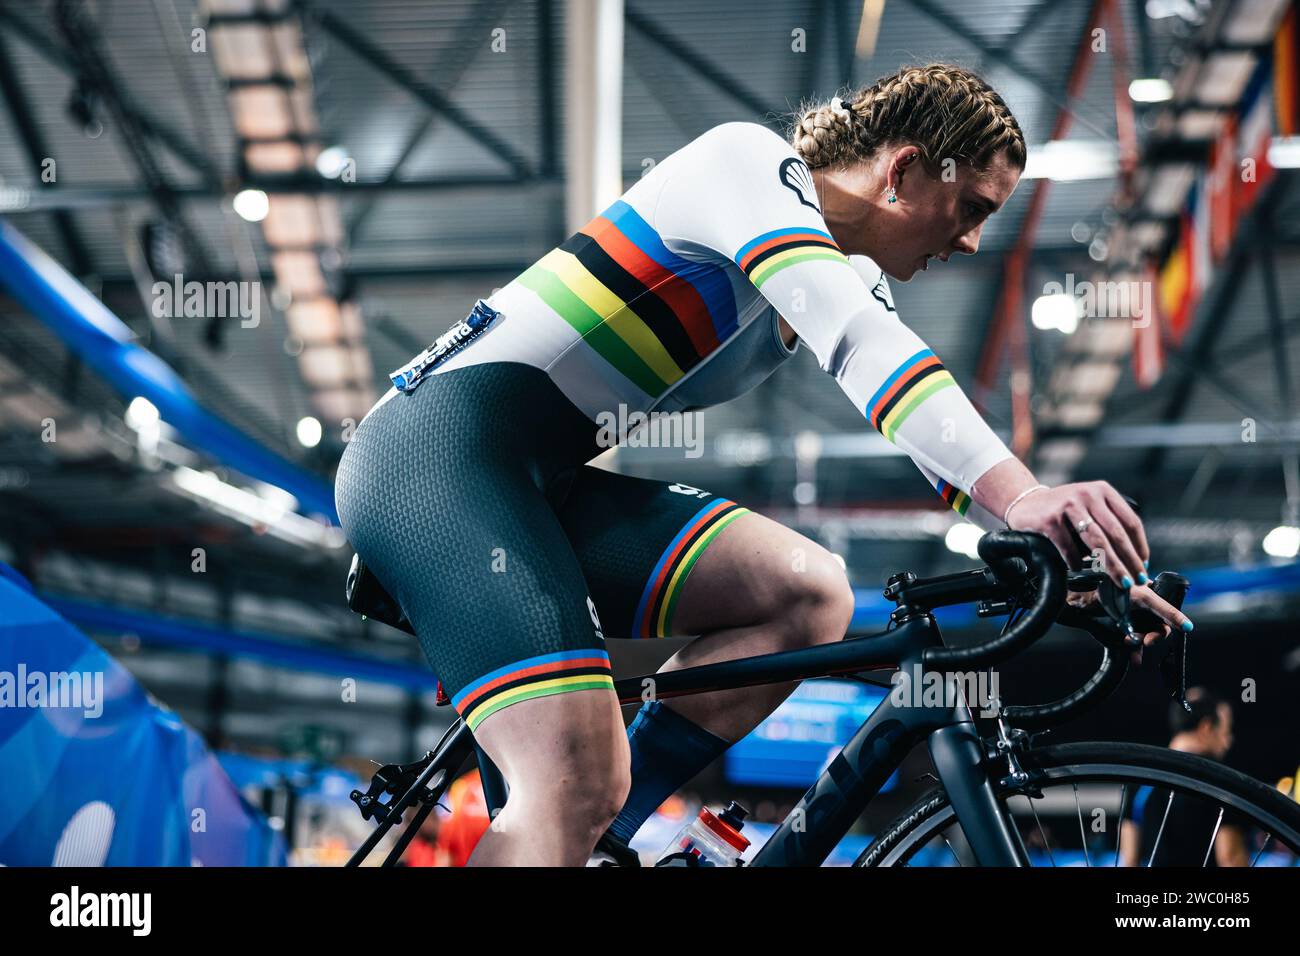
[855,741,1300,867]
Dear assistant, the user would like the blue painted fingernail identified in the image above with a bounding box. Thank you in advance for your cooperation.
[1181,619,1194,633]
[1142,559,1149,570]
[1137,572,1149,585]
[1122,576,1133,589]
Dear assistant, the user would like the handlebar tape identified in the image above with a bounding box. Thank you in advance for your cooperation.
[922,530,1067,669]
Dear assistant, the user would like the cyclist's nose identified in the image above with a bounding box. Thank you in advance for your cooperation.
[954,222,983,255]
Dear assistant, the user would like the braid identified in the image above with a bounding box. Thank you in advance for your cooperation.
[790,63,1026,172]
[791,101,855,169]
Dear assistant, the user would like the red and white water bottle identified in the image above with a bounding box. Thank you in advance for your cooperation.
[658,801,750,866]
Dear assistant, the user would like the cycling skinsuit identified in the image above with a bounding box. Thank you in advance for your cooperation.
[333,121,1015,732]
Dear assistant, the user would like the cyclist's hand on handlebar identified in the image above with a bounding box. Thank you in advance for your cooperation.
[1066,583,1189,666]
[1007,481,1150,592]
[1128,583,1191,663]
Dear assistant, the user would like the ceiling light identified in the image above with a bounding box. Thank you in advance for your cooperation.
[1022,140,1119,181]
[1262,525,1300,558]
[296,416,323,448]
[315,146,350,179]
[233,188,270,222]
[169,467,342,550]
[945,522,983,560]
[1267,136,1300,168]
[1031,293,1080,333]
[1129,78,1173,103]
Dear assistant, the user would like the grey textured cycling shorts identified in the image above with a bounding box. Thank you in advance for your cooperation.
[334,362,750,731]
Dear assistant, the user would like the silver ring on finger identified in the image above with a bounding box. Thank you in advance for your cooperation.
[1076,517,1093,534]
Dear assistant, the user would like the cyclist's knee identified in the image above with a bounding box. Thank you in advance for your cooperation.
[554,761,631,834]
[512,749,629,836]
[476,693,630,830]
[777,548,854,647]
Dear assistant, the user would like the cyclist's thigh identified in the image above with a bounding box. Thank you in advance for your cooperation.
[555,468,840,639]
[335,363,616,737]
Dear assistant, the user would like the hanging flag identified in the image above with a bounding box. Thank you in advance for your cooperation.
[1189,171,1213,303]
[1133,259,1165,390]
[1237,55,1276,221]
[1208,114,1237,262]
[1275,2,1299,135]
[1159,220,1192,348]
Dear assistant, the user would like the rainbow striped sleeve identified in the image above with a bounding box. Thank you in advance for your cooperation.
[912,457,1009,531]
[734,227,850,289]
[932,476,973,519]
[864,348,959,443]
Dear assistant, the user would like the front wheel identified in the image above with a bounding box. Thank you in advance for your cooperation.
[856,742,1300,867]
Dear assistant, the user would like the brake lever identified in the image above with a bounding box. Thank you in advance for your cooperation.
[1138,573,1191,711]
[1067,492,1142,637]
[1060,491,1194,710]
[1094,578,1137,645]
[1159,628,1190,712]
[1061,573,1138,639]
[1065,571,1192,710]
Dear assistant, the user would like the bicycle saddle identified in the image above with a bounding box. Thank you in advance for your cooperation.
[345,553,415,636]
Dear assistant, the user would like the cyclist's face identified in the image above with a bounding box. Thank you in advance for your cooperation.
[849,146,1022,282]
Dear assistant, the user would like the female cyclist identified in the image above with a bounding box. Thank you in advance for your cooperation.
[334,63,1192,866]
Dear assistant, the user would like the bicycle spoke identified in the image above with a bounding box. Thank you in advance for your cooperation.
[1250,832,1272,868]
[864,754,1300,869]
[1145,790,1175,867]
[1114,783,1129,867]
[1025,794,1057,867]
[942,833,963,867]
[1200,807,1225,868]
[1072,783,1091,867]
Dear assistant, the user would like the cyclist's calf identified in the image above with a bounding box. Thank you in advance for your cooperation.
[468,688,630,865]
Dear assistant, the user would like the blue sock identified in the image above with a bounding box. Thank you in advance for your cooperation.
[607,699,731,845]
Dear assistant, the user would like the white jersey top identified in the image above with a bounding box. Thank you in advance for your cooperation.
[385,121,1015,529]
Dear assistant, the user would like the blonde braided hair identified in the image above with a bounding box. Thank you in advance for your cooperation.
[791,64,1026,173]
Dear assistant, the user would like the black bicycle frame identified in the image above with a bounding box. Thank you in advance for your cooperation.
[613,612,1023,867]
[370,609,1029,868]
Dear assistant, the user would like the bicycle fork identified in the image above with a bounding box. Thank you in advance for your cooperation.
[928,721,1028,866]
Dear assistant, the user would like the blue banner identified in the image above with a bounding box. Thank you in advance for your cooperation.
[0,566,286,866]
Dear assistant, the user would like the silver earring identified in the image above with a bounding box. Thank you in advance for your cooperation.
[887,186,897,204]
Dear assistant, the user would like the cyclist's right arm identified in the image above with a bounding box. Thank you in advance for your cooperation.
[653,122,1182,619]
[654,122,1018,527]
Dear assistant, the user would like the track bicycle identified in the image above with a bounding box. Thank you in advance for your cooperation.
[341,529,1300,867]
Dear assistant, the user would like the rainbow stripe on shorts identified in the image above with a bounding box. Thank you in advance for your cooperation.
[632,498,750,638]
[452,649,615,731]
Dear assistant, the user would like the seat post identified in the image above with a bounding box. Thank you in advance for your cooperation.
[475,742,509,818]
